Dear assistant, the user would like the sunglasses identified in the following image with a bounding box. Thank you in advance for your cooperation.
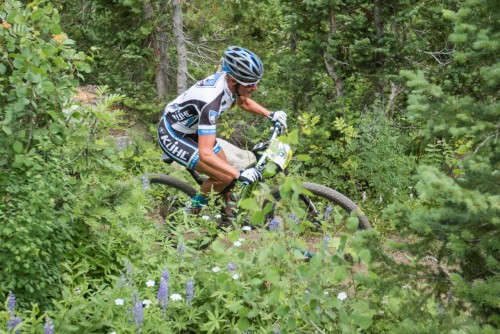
[242,82,258,88]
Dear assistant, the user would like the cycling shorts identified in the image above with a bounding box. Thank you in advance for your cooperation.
[157,116,222,171]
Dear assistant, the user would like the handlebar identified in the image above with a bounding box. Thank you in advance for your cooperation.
[241,123,283,186]
[255,122,283,168]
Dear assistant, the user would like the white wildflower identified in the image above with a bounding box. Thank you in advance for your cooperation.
[146,280,155,287]
[215,214,222,219]
[142,299,152,308]
[114,298,125,306]
[233,241,242,247]
[238,238,245,242]
[211,266,221,273]
[202,215,210,220]
[170,293,183,301]
[232,273,239,280]
[242,226,251,231]
[337,292,347,301]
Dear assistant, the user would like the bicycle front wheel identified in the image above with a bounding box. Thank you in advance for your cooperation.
[265,181,371,240]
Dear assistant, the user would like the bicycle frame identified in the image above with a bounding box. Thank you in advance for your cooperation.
[162,123,287,189]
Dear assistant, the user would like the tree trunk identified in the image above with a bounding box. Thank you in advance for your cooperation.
[373,0,385,95]
[172,0,188,94]
[385,81,403,118]
[374,0,384,40]
[143,1,169,100]
[324,53,344,97]
[323,7,344,97]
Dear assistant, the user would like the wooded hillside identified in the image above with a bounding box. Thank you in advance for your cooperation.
[1,0,498,332]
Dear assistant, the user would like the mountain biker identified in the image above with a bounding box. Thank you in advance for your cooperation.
[157,46,288,215]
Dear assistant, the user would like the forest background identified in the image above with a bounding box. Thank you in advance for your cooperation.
[0,0,498,333]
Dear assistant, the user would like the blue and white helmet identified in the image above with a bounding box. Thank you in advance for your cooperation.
[222,46,264,85]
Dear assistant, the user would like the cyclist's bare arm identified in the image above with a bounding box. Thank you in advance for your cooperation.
[236,96,271,118]
[198,134,239,179]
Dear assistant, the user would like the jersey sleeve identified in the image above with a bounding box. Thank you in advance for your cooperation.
[197,91,225,136]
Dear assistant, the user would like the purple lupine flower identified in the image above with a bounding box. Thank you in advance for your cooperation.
[186,279,194,305]
[126,261,134,285]
[7,316,22,333]
[157,277,169,309]
[44,316,54,334]
[162,269,170,282]
[227,263,236,272]
[118,271,127,289]
[269,218,280,231]
[289,214,299,224]
[119,261,134,288]
[177,241,185,258]
[324,206,333,220]
[7,291,16,314]
[133,291,143,332]
[323,235,331,249]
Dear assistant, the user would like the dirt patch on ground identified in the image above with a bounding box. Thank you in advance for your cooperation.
[74,85,99,104]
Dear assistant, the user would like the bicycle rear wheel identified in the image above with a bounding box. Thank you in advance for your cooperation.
[265,182,371,253]
[146,173,216,249]
[147,173,196,217]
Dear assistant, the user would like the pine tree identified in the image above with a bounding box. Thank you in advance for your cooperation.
[392,0,499,326]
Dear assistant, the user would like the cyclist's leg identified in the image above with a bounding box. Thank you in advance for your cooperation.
[194,149,237,217]
[159,119,235,212]
[195,149,234,194]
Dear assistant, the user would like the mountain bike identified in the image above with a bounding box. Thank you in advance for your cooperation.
[145,125,371,253]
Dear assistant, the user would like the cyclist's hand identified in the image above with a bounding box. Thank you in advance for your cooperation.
[268,110,287,131]
[252,141,269,154]
[238,167,262,185]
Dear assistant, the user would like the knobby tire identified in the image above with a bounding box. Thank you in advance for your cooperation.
[268,181,371,230]
[147,173,196,197]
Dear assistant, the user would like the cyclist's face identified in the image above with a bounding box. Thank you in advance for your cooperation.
[235,81,258,97]
[228,75,259,97]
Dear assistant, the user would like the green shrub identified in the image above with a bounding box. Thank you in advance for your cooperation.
[0,0,89,308]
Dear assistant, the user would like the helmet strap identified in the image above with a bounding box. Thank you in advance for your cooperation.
[234,82,241,98]
[227,73,242,98]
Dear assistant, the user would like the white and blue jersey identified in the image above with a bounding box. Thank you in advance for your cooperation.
[157,72,236,170]
[165,72,235,136]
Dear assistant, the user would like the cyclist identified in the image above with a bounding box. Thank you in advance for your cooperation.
[157,46,287,215]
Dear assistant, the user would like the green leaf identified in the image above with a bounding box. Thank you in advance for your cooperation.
[13,140,23,153]
[332,266,347,282]
[211,240,225,254]
[2,126,12,135]
[265,269,280,285]
[239,198,258,210]
[347,216,359,230]
[250,278,263,286]
[358,249,371,264]
[294,154,311,162]
[0,63,6,75]
[250,211,265,225]
[226,300,244,313]
[13,57,25,69]
[236,317,250,331]
[351,312,373,329]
